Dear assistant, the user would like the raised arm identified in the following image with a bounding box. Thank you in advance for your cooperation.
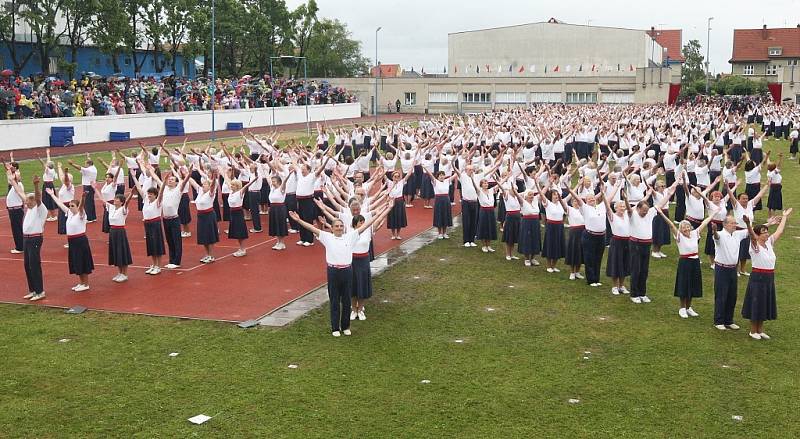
[771,208,793,242]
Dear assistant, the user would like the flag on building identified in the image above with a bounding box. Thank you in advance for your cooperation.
[497,65,502,73]
[553,65,560,72]
[508,64,513,72]
[578,64,583,72]
[591,64,596,72]
[565,65,571,72]
[617,64,621,71]
[476,65,479,74]
[485,64,490,73]
[530,65,536,73]
[518,65,525,73]
[629,64,635,71]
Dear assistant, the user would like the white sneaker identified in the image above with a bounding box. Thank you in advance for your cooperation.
[575,273,584,279]
[438,235,445,240]
[714,324,728,331]
[510,255,519,260]
[117,274,128,282]
[658,252,667,258]
[590,282,602,287]
[727,323,740,330]
[277,243,286,250]
[165,264,180,269]
[611,287,620,295]
[486,247,495,253]
[272,244,281,250]
[23,292,35,299]
[350,310,357,321]
[145,266,155,274]
[679,308,688,319]
[630,296,642,304]
[71,284,80,291]
[687,307,699,317]
[303,242,313,247]
[249,228,263,233]
[181,231,192,238]
[63,243,70,249]
[651,252,661,258]
[200,256,211,263]
[741,271,750,277]
[524,260,532,267]
[749,332,762,340]
[357,310,366,321]
[30,292,46,301]
[759,332,771,340]
[481,247,489,253]
[443,234,450,239]
[343,329,352,336]
[620,286,630,295]
[464,243,471,248]
[74,284,90,292]
[296,240,304,245]
[469,242,478,247]
[505,256,512,261]
[531,259,540,266]
[569,273,576,280]
[332,331,341,337]
[288,229,299,234]
[10,249,22,254]
[150,267,161,275]
[641,296,651,303]
[112,274,122,282]
[233,250,246,257]
[552,267,560,272]
[546,267,554,273]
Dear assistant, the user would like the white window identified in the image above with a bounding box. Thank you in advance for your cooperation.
[428,92,457,103]
[600,92,635,104]
[530,92,561,103]
[495,92,527,103]
[404,92,416,106]
[766,64,778,75]
[462,92,491,103]
[769,47,783,56]
[789,60,799,66]
[743,65,754,75]
[565,92,597,104]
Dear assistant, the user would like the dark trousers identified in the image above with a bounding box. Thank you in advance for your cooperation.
[8,207,23,251]
[83,185,97,221]
[248,191,262,231]
[582,232,605,284]
[714,266,738,325]
[23,236,44,293]
[461,199,479,243]
[163,217,182,266]
[286,193,299,230]
[327,266,352,332]
[629,242,651,297]
[297,197,315,243]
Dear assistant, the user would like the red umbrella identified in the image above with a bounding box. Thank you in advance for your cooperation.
[1,69,13,76]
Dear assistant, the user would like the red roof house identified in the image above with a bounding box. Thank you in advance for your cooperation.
[647,29,685,62]
[730,25,800,62]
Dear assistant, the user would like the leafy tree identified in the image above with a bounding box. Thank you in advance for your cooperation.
[141,0,168,72]
[681,39,705,84]
[0,0,35,73]
[163,0,196,74]
[90,0,129,73]
[19,0,67,75]
[288,0,317,77]
[714,75,768,96]
[62,0,98,77]
[248,0,292,77]
[306,18,368,77]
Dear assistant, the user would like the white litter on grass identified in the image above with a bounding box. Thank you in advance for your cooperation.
[722,364,731,369]
[732,415,743,422]
[413,276,420,279]
[584,351,591,354]
[508,285,515,289]
[454,339,464,343]
[381,299,390,303]
[486,307,496,312]
[568,398,580,404]
[439,258,446,262]
[598,317,608,321]
[582,356,590,360]
[169,352,180,357]
[188,414,212,425]
[58,338,70,343]
[420,379,431,384]
[288,364,299,369]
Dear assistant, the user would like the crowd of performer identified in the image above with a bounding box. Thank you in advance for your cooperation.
[3,99,795,339]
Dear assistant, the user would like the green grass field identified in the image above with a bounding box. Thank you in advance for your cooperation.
[1,135,799,438]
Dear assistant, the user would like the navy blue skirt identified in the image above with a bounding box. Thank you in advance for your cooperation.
[43,182,57,210]
[101,208,110,233]
[541,222,565,259]
[565,227,583,265]
[108,228,133,267]
[420,175,435,199]
[476,207,497,240]
[497,197,506,223]
[58,209,67,235]
[402,176,416,197]
[269,204,288,237]
[352,254,373,299]
[227,208,249,240]
[144,220,166,256]
[705,221,721,256]
[750,148,764,164]
[517,217,541,255]
[502,212,521,244]
[767,184,783,210]
[260,180,271,204]
[738,237,751,261]
[388,198,407,229]
[674,257,702,298]
[197,211,220,245]
[433,195,452,228]
[67,234,94,275]
[179,193,192,225]
[742,271,777,321]
[606,237,630,277]
[652,210,671,246]
[746,183,763,211]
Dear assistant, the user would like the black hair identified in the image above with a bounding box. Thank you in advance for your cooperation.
[351,214,365,228]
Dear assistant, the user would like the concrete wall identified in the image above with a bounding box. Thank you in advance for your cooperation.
[0,103,361,151]
[448,22,664,78]
[331,67,678,114]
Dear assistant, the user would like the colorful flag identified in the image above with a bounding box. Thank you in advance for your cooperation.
[518,65,525,73]
[454,65,457,73]
[544,65,548,74]
[617,64,621,71]
[530,65,536,73]
[485,64,490,73]
[629,64,635,71]
[591,64,596,72]
[508,64,513,72]
[553,65,560,72]
[566,65,571,72]
[578,64,583,72]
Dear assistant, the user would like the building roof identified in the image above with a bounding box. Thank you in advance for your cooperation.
[370,64,400,77]
[731,26,800,62]
[647,29,684,62]
[450,19,660,36]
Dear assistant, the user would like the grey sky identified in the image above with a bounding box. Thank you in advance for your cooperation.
[286,0,800,75]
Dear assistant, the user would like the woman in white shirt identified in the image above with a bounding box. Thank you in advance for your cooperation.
[132,169,166,275]
[268,173,291,250]
[105,192,134,282]
[602,184,630,295]
[188,171,220,263]
[766,153,784,216]
[741,209,792,340]
[46,187,94,291]
[743,152,766,211]
[535,180,568,273]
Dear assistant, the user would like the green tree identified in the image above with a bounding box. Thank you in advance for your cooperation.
[62,0,98,77]
[306,18,368,77]
[681,39,705,84]
[141,0,168,73]
[19,0,67,75]
[714,75,768,96]
[0,0,35,74]
[248,0,292,76]
[90,0,129,73]
[288,0,317,77]
[163,0,196,74]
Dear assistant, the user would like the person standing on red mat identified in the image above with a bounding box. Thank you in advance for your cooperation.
[7,175,48,301]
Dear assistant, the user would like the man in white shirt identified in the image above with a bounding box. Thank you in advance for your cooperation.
[10,176,48,301]
[5,163,24,253]
[711,216,749,330]
[458,165,480,247]
[68,154,98,222]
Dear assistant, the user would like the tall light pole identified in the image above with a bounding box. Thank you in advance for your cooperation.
[375,26,381,125]
[210,0,216,141]
[270,55,310,135]
[705,17,713,94]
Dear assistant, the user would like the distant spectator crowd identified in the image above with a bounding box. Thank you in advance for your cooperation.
[0,74,357,120]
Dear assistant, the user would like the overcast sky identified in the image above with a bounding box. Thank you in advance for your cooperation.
[286,0,800,74]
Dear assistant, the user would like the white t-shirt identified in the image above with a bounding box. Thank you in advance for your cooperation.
[22,204,48,235]
[318,230,360,266]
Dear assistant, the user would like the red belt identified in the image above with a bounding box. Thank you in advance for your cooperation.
[752,268,774,273]
[522,214,540,219]
[546,220,563,224]
[395,196,404,200]
[230,207,243,211]
[770,184,782,187]
[352,252,369,258]
[144,217,162,223]
[481,206,494,210]
[68,233,86,239]
[435,194,449,197]
[24,233,43,238]
[630,237,652,243]
[570,225,585,229]
[163,215,179,220]
[297,195,313,199]
[505,210,520,215]
[680,253,699,259]
[612,235,630,240]
[686,216,702,223]
[727,183,735,188]
[270,202,285,206]
[715,262,736,268]
[197,208,214,214]
[588,230,605,236]
[110,225,126,229]
[328,264,351,269]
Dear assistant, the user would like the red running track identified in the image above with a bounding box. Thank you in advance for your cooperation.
[0,196,458,322]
